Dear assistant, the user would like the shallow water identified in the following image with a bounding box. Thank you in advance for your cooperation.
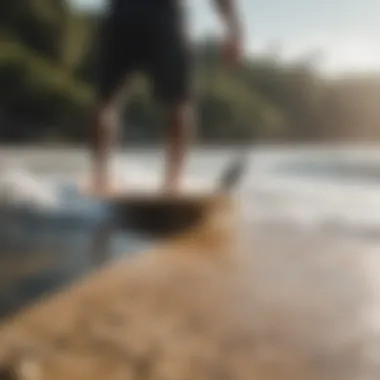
[0,177,155,317]
[1,145,380,318]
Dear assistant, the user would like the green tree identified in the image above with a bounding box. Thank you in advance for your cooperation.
[3,0,380,144]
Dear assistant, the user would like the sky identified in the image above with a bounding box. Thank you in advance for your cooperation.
[70,0,380,76]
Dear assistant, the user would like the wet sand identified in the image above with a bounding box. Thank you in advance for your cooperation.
[0,195,380,379]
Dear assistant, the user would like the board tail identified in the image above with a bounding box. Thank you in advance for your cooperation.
[217,150,249,192]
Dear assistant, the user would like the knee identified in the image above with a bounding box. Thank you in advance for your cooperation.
[168,101,197,138]
[94,103,119,129]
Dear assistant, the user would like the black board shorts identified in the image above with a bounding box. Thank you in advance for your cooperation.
[96,8,192,104]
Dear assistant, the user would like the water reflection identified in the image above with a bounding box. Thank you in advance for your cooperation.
[0,209,153,319]
[275,157,380,183]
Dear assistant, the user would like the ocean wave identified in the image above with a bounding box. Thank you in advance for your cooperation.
[0,166,59,210]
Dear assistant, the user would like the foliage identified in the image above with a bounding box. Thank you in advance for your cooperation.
[1,0,379,143]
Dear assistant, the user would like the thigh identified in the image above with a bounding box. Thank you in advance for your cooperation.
[147,12,193,105]
[95,16,142,102]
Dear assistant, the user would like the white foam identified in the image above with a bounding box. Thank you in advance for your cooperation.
[0,166,58,209]
[0,161,211,226]
[243,171,380,236]
[79,161,211,194]
[119,162,210,192]
[0,165,105,221]
[5,152,380,239]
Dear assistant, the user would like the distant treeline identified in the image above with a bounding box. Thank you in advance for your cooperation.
[1,0,380,144]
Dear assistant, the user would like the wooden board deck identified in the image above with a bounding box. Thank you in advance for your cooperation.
[0,194,379,380]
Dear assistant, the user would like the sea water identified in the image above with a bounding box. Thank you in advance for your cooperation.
[2,145,380,316]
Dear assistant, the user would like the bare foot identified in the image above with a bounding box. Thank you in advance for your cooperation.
[163,177,180,195]
[82,178,112,198]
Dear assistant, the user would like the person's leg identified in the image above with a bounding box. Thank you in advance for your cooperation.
[163,99,195,191]
[89,16,133,194]
[90,87,125,194]
[149,13,195,192]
